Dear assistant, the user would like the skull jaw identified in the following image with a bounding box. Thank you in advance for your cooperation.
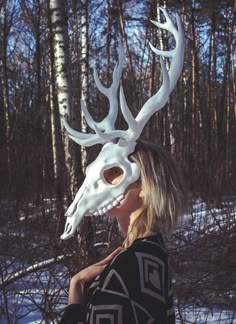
[60,218,77,240]
[60,209,85,240]
[60,229,74,240]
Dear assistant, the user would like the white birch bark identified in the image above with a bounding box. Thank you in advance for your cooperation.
[49,61,58,181]
[49,0,75,194]
[79,0,95,266]
[80,0,88,173]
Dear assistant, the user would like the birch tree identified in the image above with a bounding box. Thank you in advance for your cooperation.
[47,0,65,199]
[47,1,59,189]
[78,0,96,267]
[49,0,75,196]
[80,0,88,173]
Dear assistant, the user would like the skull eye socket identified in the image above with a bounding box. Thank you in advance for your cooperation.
[103,166,124,185]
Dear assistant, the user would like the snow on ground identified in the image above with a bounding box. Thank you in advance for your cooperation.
[181,198,236,238]
[176,305,236,323]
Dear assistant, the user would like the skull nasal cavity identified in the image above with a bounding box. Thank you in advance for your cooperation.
[103,166,124,185]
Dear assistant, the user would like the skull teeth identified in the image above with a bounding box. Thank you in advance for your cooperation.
[90,194,124,216]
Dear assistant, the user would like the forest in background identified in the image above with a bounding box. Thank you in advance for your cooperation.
[0,0,236,323]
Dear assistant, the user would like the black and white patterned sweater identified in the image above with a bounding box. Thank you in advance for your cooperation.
[60,234,175,324]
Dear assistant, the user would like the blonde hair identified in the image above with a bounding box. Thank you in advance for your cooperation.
[123,141,186,247]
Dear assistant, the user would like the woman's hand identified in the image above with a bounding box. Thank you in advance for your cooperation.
[68,247,123,305]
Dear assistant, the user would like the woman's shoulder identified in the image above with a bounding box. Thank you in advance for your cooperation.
[108,233,169,271]
[129,233,168,260]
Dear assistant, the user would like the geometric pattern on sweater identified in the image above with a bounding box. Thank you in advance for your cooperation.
[136,252,165,303]
[99,269,155,323]
[89,304,122,324]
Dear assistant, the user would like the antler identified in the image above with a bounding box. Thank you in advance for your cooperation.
[91,8,185,143]
[64,8,185,146]
[64,40,125,146]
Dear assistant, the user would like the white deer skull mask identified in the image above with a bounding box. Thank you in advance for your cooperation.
[60,140,140,239]
[61,8,185,240]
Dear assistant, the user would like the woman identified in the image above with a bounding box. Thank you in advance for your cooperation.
[60,141,186,324]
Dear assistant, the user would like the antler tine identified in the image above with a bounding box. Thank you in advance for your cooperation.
[63,118,107,147]
[149,7,185,92]
[81,40,125,132]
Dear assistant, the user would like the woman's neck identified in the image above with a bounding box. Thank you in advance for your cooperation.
[116,213,130,237]
[116,207,145,238]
